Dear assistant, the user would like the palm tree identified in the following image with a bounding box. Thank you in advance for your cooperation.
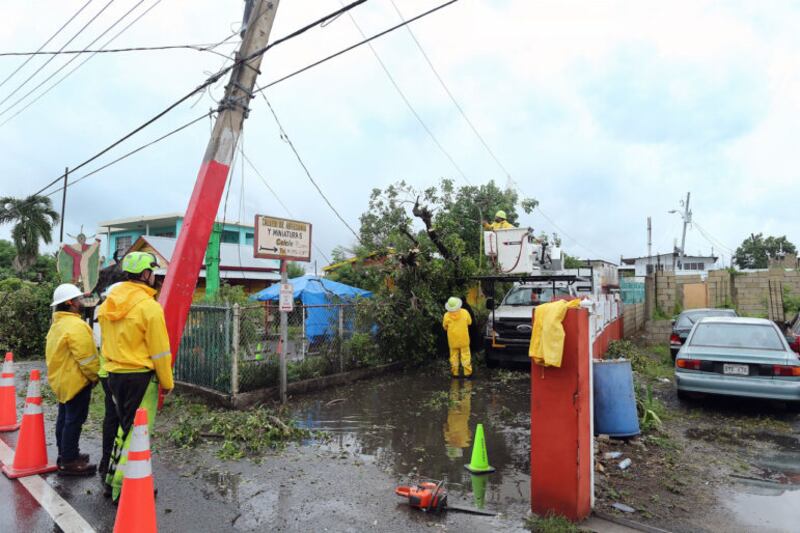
[0,195,60,272]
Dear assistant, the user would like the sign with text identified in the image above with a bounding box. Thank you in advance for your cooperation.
[279,283,294,312]
[254,215,312,261]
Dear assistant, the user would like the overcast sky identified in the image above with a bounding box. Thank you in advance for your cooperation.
[1,0,798,268]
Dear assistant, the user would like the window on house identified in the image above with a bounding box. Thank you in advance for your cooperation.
[116,236,132,253]
[221,230,239,244]
[155,231,175,238]
[646,264,654,274]
[698,262,705,271]
[245,232,254,245]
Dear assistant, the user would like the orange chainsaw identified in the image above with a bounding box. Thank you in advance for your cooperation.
[395,480,496,516]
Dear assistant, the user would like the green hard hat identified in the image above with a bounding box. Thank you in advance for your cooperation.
[495,210,507,220]
[122,252,159,274]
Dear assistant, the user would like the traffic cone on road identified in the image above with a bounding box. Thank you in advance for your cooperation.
[1,369,58,478]
[464,423,496,474]
[0,352,21,432]
[113,408,157,533]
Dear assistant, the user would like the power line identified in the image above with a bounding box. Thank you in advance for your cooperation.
[240,148,332,264]
[388,0,511,182]
[27,0,374,200]
[0,0,153,123]
[341,1,470,184]
[0,0,94,89]
[0,0,116,109]
[0,42,237,57]
[258,91,361,243]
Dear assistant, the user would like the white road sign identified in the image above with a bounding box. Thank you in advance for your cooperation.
[254,215,312,261]
[279,283,294,312]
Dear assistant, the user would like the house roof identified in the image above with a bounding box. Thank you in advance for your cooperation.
[621,253,717,265]
[131,236,280,281]
[98,213,253,232]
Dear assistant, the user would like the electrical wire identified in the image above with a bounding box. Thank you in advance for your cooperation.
[0,42,240,57]
[258,91,361,243]
[341,1,470,184]
[388,0,509,182]
[693,221,734,254]
[0,0,116,109]
[0,0,158,125]
[0,0,94,89]
[27,0,374,200]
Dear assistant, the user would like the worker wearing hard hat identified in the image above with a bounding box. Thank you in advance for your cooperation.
[443,297,473,378]
[483,210,515,230]
[98,251,173,500]
[46,283,100,476]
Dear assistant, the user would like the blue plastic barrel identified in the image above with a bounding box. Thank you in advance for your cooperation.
[593,359,640,437]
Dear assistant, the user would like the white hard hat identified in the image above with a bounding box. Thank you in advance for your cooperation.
[51,284,84,307]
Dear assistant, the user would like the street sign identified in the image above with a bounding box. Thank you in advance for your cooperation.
[254,215,312,261]
[279,283,294,312]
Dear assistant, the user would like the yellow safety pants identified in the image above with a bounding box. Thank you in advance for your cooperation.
[449,346,472,377]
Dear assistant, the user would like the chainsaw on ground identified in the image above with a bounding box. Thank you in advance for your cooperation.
[395,480,496,516]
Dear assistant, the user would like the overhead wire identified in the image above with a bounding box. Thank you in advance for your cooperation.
[340,0,470,184]
[0,0,116,110]
[0,0,94,89]
[26,0,375,200]
[0,0,160,125]
[0,41,241,57]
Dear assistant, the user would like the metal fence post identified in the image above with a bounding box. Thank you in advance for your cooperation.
[232,304,240,397]
[338,306,344,372]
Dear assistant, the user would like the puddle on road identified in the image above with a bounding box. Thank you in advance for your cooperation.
[291,370,532,514]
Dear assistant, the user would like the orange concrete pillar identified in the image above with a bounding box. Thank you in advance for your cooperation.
[530,307,592,522]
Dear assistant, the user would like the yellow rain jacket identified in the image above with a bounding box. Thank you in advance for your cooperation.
[443,309,472,349]
[529,299,582,367]
[97,281,174,390]
[483,220,514,231]
[45,312,100,403]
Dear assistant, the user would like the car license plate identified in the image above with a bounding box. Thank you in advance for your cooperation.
[723,364,749,376]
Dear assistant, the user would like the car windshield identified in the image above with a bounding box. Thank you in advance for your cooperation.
[676,310,736,328]
[689,323,785,351]
[503,286,570,306]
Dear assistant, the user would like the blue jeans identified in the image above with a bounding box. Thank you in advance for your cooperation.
[55,384,92,462]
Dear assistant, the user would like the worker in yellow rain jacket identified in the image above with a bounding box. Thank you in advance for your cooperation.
[443,297,473,378]
[98,252,173,500]
[483,210,515,230]
[46,283,100,476]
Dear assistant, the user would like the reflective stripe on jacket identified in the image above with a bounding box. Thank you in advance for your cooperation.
[97,281,174,390]
[45,312,99,403]
[442,309,472,349]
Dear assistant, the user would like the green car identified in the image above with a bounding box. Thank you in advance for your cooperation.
[675,317,800,406]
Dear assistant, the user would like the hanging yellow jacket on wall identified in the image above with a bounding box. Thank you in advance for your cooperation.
[442,309,472,349]
[529,299,582,367]
[97,281,174,390]
[46,312,100,403]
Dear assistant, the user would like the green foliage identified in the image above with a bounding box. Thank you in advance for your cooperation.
[734,233,797,269]
[562,253,583,269]
[0,278,55,358]
[0,195,60,271]
[525,512,579,533]
[606,341,673,381]
[286,262,305,279]
[0,240,59,283]
[783,287,800,319]
[636,383,666,433]
[202,282,250,305]
[672,301,683,316]
[166,401,311,460]
[652,306,670,321]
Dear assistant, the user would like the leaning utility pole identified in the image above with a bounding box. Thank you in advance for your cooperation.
[159,0,281,362]
[678,192,691,268]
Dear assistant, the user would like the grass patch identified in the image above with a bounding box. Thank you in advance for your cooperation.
[163,397,311,460]
[525,513,580,533]
[606,341,673,381]
[494,369,529,384]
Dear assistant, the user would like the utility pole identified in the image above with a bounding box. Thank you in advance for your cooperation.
[59,167,68,244]
[668,192,692,270]
[647,216,652,273]
[159,0,281,364]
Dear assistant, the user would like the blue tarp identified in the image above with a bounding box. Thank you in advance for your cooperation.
[252,276,372,341]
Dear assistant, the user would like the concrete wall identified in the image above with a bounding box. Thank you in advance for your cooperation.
[623,303,646,337]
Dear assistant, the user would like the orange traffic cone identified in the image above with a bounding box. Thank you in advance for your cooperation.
[1,369,58,478]
[113,408,156,533]
[0,352,21,432]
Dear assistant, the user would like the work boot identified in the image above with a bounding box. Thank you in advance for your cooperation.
[98,455,110,476]
[57,453,89,467]
[58,458,97,477]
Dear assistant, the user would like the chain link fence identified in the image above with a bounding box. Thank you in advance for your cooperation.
[175,302,378,396]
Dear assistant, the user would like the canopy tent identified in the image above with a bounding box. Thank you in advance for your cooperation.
[252,275,372,341]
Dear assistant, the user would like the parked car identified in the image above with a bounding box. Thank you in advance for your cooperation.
[784,313,800,354]
[670,308,738,359]
[675,317,800,406]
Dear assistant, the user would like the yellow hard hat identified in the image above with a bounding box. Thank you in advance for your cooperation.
[495,210,507,220]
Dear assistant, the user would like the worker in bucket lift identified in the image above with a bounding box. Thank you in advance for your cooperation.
[443,297,473,378]
[97,251,173,500]
[482,210,515,230]
[46,283,100,476]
